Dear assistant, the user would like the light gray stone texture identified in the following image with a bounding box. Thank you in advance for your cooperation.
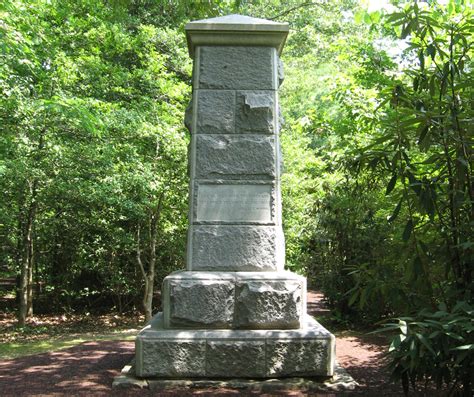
[164,279,234,328]
[234,280,302,329]
[196,135,276,180]
[277,56,284,86]
[266,339,333,377]
[207,341,266,377]
[195,183,273,223]
[186,15,289,58]
[136,338,206,377]
[198,46,275,90]
[196,90,235,134]
[135,314,335,378]
[114,362,357,392]
[236,91,275,134]
[190,225,283,271]
[161,271,305,330]
[134,14,336,382]
[184,100,193,133]
[195,134,276,179]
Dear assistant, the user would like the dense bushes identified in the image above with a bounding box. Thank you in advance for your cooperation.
[382,302,473,396]
[300,2,473,394]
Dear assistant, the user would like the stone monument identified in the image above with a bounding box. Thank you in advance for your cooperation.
[134,14,335,379]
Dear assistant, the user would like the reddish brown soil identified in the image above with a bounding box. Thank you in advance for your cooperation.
[0,292,406,396]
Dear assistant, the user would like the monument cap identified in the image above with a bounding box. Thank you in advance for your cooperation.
[185,14,289,58]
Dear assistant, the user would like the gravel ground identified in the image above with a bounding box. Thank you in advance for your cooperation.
[0,292,406,396]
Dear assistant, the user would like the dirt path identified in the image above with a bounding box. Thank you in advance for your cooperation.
[0,292,404,396]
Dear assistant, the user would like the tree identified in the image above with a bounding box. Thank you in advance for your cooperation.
[1,0,196,321]
[357,0,473,304]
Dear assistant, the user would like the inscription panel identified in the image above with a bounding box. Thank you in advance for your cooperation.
[196,184,272,223]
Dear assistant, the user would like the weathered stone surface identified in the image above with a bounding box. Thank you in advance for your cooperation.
[198,46,275,90]
[236,91,275,134]
[185,15,289,58]
[196,90,235,134]
[184,100,193,133]
[134,15,336,382]
[115,362,357,392]
[164,279,234,328]
[189,225,284,271]
[135,314,335,378]
[207,341,266,377]
[277,56,284,86]
[195,135,276,179]
[195,183,273,223]
[234,280,303,329]
[161,271,306,330]
[136,338,206,377]
[112,364,148,389]
[266,339,333,377]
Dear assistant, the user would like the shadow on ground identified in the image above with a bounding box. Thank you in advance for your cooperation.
[0,292,409,396]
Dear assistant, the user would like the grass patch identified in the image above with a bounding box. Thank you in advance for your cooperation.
[0,328,138,360]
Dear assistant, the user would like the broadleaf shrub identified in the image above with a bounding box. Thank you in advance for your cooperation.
[380,301,473,396]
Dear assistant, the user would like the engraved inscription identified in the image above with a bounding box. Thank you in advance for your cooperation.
[196,184,272,222]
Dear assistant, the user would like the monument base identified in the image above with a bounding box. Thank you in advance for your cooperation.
[134,313,335,378]
[113,361,358,393]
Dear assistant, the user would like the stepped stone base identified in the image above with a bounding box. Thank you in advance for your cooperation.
[113,361,358,392]
[135,314,335,378]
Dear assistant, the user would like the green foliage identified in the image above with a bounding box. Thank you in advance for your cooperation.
[368,6,470,275]
[0,0,366,317]
[304,0,473,326]
[380,301,473,395]
[355,1,473,300]
[0,0,217,314]
[349,2,474,394]
[284,6,402,321]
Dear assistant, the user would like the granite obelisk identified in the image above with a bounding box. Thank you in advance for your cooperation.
[134,14,335,378]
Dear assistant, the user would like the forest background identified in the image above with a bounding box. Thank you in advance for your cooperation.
[1,0,472,394]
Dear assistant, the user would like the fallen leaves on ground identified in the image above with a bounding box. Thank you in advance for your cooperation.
[0,312,145,343]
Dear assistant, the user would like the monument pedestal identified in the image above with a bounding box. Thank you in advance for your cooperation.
[136,313,334,378]
[131,14,336,382]
[136,270,334,378]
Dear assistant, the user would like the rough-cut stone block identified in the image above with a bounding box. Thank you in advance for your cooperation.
[235,280,303,329]
[135,314,335,378]
[195,134,276,179]
[189,225,284,271]
[136,338,206,377]
[196,90,235,134]
[184,100,193,133]
[164,278,234,328]
[161,271,306,330]
[207,341,266,377]
[266,338,334,377]
[277,56,284,86]
[198,46,275,90]
[236,91,275,134]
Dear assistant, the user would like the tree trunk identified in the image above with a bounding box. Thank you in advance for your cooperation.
[18,182,37,325]
[142,274,154,322]
[136,192,164,323]
[137,228,156,323]
[18,131,44,325]
[26,239,34,317]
